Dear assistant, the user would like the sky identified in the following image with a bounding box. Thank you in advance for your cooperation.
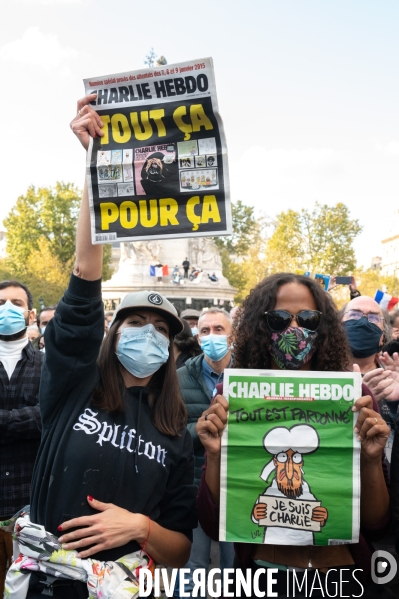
[1,0,398,269]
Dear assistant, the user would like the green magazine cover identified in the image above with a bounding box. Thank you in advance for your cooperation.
[219,369,362,546]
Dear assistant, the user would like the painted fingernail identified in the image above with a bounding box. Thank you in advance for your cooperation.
[88,495,94,502]
[57,525,62,531]
[93,134,97,138]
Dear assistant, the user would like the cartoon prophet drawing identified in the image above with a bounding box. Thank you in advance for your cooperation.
[252,424,328,544]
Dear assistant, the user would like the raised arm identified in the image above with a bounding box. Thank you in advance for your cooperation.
[39,97,106,421]
[353,395,390,528]
[70,94,105,281]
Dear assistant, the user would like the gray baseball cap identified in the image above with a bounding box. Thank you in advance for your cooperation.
[109,291,183,336]
[180,308,201,320]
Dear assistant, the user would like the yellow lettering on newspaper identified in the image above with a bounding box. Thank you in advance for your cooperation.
[173,106,192,141]
[139,199,158,227]
[100,111,166,144]
[100,199,181,231]
[100,202,119,230]
[119,201,138,229]
[159,199,179,226]
[150,110,167,137]
[130,112,153,141]
[173,104,214,140]
[202,195,221,224]
[111,114,131,143]
[190,104,213,134]
[186,195,220,231]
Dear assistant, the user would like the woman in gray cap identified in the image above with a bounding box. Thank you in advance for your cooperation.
[15,95,197,599]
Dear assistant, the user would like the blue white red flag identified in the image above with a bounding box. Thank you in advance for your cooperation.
[374,290,399,311]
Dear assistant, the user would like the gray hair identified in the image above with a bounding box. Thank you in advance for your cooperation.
[198,307,232,327]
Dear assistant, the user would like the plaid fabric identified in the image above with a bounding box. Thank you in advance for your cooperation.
[0,342,43,517]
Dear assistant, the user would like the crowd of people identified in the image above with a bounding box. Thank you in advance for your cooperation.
[1,94,399,599]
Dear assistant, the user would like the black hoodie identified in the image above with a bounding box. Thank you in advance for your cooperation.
[30,274,197,562]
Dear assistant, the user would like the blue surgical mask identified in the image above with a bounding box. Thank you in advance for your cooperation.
[41,326,46,335]
[116,323,170,378]
[191,327,198,336]
[200,334,230,362]
[0,300,27,336]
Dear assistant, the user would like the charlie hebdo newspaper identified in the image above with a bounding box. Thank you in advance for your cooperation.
[83,58,231,243]
[220,370,362,546]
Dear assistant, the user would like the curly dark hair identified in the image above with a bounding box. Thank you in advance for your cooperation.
[233,273,351,371]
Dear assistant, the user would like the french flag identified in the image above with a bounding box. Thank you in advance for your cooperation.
[374,290,399,311]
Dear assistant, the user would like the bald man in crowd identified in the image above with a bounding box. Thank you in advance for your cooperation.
[341,295,395,468]
[341,295,389,374]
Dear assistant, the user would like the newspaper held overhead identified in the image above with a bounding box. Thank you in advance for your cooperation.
[83,58,231,244]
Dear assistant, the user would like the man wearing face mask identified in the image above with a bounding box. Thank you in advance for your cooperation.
[174,308,234,598]
[341,297,399,586]
[341,296,395,466]
[0,280,43,595]
[180,308,201,337]
[341,296,389,373]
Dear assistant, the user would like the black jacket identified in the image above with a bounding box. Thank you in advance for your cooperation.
[30,274,197,561]
[0,341,43,517]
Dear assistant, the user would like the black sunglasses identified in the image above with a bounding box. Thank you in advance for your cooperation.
[264,309,322,332]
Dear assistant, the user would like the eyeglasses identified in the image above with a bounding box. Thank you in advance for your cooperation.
[264,309,322,332]
[275,452,303,464]
[343,309,383,326]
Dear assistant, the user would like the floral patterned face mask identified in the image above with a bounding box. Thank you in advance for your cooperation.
[268,326,318,370]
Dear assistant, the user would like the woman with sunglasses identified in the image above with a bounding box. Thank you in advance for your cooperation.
[196,273,390,598]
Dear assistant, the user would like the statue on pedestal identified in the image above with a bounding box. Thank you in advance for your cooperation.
[120,241,162,264]
[189,237,222,269]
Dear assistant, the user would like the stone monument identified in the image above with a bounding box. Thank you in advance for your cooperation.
[102,237,236,313]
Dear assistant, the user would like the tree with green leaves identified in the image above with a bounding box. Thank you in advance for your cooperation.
[213,200,268,300]
[3,182,113,308]
[217,201,363,304]
[265,202,362,275]
[214,199,265,257]
[4,182,80,274]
